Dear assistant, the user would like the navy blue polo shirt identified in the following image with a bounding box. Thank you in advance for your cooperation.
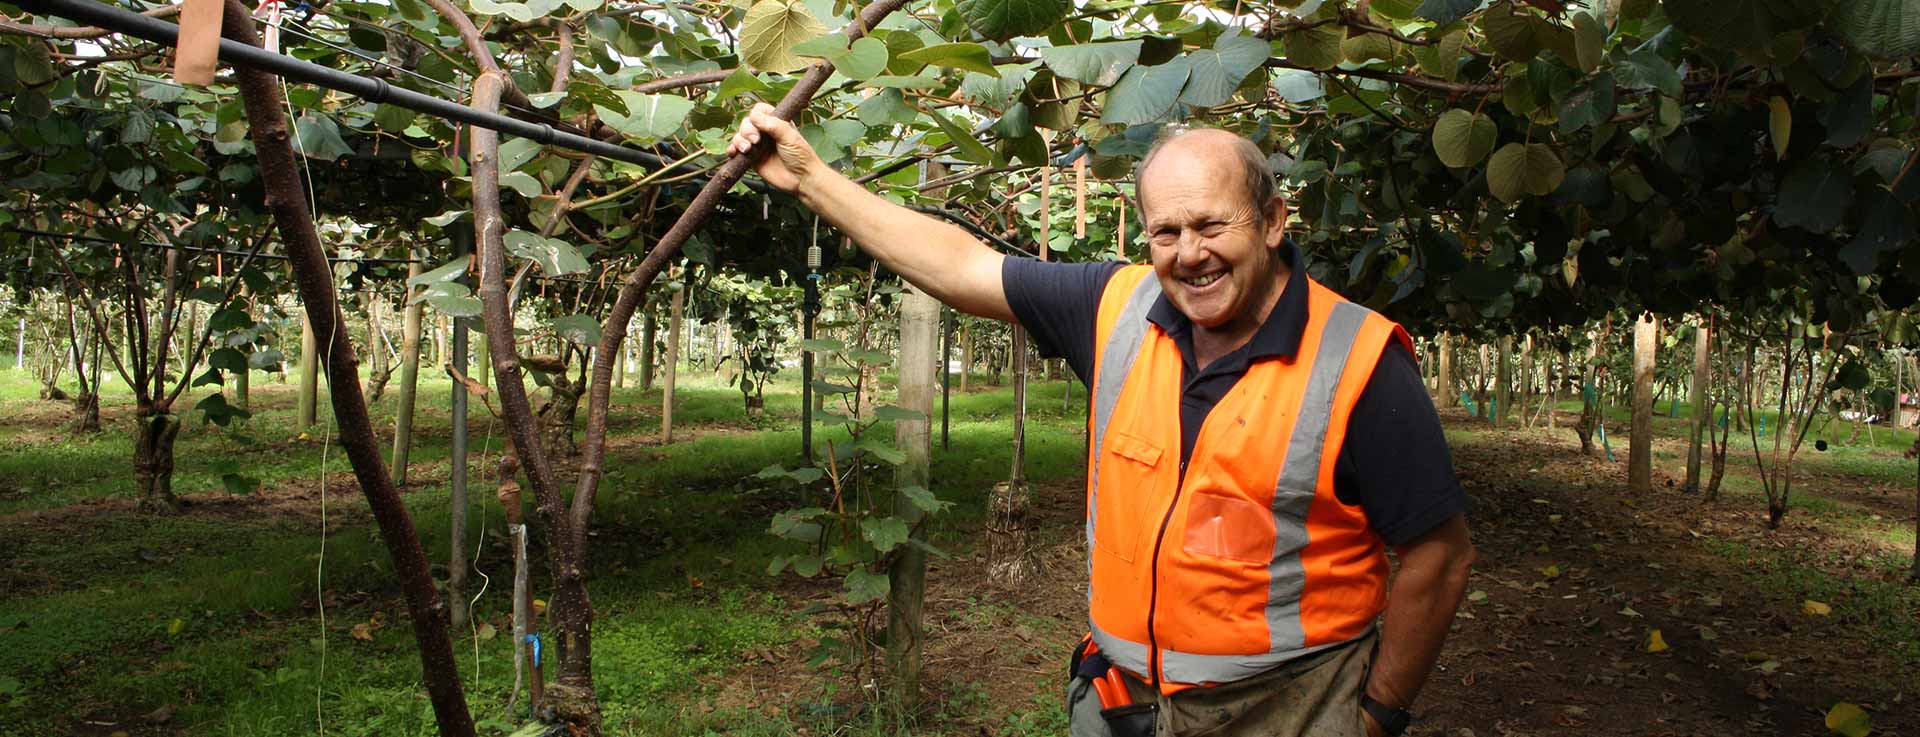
[1002,243,1465,546]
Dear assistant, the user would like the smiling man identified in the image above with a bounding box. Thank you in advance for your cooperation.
[730,108,1475,737]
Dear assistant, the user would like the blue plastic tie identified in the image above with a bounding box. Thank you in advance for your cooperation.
[527,633,542,666]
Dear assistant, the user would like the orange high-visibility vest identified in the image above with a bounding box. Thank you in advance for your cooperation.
[1086,265,1412,694]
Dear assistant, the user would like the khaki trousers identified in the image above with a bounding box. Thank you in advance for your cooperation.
[1068,630,1377,737]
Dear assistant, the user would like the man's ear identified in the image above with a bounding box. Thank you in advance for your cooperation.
[1264,196,1290,248]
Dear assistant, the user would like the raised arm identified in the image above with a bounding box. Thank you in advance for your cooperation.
[728,103,1013,321]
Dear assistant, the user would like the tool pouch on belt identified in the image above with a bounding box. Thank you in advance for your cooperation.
[1066,636,1157,737]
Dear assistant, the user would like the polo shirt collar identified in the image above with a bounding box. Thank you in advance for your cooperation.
[1145,239,1310,364]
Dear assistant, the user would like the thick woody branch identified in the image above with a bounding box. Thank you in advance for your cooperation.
[218,3,476,735]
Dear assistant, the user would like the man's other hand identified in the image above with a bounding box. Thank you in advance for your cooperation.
[727,102,819,193]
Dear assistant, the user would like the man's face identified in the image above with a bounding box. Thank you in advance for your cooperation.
[1139,136,1288,331]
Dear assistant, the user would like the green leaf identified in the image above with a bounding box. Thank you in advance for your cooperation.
[1824,702,1873,737]
[799,337,846,352]
[550,314,601,345]
[498,137,543,172]
[844,569,889,603]
[1571,11,1606,73]
[839,37,890,80]
[1100,59,1190,125]
[248,348,285,370]
[1179,30,1271,107]
[898,485,953,514]
[788,467,824,484]
[423,293,484,318]
[791,555,824,577]
[1270,68,1325,103]
[194,393,251,427]
[221,473,261,495]
[504,230,589,276]
[856,87,918,126]
[1415,0,1480,25]
[713,68,772,100]
[929,110,997,165]
[500,172,543,198]
[470,0,536,21]
[1774,162,1854,232]
[872,405,926,422]
[860,516,911,552]
[854,436,907,465]
[1485,142,1565,204]
[898,42,999,76]
[1557,73,1616,132]
[210,347,249,373]
[410,256,472,284]
[1042,41,1142,87]
[292,113,354,161]
[1482,2,1543,61]
[1431,109,1498,168]
[1284,24,1345,70]
[1829,0,1920,59]
[1769,96,1793,159]
[1412,30,1466,80]
[1615,47,1682,97]
[526,91,566,108]
[740,0,828,73]
[956,0,1069,41]
[1839,190,1914,274]
[596,92,694,143]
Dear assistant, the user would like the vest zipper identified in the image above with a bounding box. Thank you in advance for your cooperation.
[1143,458,1189,692]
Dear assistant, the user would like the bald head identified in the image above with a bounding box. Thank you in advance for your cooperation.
[1135,128,1277,225]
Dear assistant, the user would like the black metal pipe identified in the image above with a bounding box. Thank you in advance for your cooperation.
[17,0,673,170]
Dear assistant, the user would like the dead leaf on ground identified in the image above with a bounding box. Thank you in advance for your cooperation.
[1825,702,1871,737]
[351,622,374,642]
[1803,599,1833,616]
[1645,628,1669,653]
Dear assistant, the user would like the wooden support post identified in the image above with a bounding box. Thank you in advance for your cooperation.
[1631,313,1658,493]
[392,254,425,485]
[298,314,318,426]
[662,272,684,443]
[1685,315,1712,493]
[887,280,939,706]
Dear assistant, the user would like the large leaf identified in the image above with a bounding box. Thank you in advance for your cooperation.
[1838,190,1913,273]
[1415,0,1481,25]
[898,42,998,76]
[740,0,828,73]
[1179,30,1271,107]
[1100,59,1190,125]
[1481,2,1543,61]
[498,137,543,172]
[1432,109,1498,168]
[1270,68,1325,102]
[1829,0,1920,59]
[956,0,1071,41]
[1774,162,1854,232]
[1284,24,1344,69]
[1042,41,1142,87]
[929,110,997,165]
[860,516,911,552]
[1485,142,1565,203]
[844,569,888,603]
[1615,47,1682,97]
[503,230,590,276]
[1413,30,1467,80]
[292,113,353,161]
[411,256,472,284]
[550,314,602,345]
[595,92,694,143]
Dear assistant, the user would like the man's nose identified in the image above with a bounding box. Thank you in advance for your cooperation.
[1174,232,1210,267]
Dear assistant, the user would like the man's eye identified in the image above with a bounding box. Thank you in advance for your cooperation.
[1200,223,1226,237]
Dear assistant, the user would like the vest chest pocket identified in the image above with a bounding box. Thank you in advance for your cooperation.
[1094,431,1164,563]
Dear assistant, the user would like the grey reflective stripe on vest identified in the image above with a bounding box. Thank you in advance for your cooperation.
[1090,620,1153,676]
[1088,275,1164,557]
[1261,301,1370,659]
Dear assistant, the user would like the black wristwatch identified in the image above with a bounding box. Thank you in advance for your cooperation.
[1360,693,1413,737]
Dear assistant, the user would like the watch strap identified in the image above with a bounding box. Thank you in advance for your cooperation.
[1360,693,1412,736]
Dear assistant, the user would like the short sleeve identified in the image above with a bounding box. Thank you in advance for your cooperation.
[1333,342,1468,545]
[1001,258,1125,387]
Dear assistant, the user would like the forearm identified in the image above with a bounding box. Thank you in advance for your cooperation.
[798,168,1011,320]
[1367,524,1475,708]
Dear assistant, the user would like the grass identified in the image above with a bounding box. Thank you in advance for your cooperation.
[0,365,1090,736]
